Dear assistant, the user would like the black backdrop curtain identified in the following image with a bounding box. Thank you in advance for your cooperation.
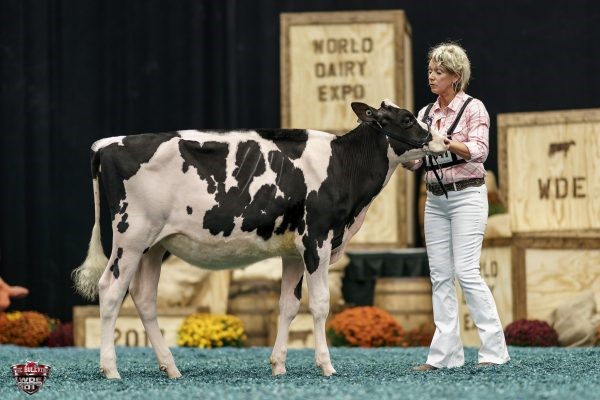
[1,0,599,321]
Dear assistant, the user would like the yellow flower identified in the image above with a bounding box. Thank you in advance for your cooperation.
[6,311,22,321]
[178,313,246,348]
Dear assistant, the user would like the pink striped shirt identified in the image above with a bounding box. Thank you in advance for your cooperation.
[413,91,489,185]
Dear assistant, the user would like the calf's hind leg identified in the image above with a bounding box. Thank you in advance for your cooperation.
[129,245,181,378]
[98,246,143,379]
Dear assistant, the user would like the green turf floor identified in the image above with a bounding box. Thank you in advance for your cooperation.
[1,345,599,399]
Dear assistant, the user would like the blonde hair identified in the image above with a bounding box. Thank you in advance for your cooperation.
[428,42,471,92]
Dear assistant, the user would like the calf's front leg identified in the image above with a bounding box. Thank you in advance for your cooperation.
[305,244,336,377]
[270,257,304,375]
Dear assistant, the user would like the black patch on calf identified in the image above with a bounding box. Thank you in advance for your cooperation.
[302,236,321,274]
[268,151,307,235]
[302,125,391,273]
[97,132,179,221]
[177,133,310,241]
[117,213,129,233]
[240,150,307,240]
[256,129,309,159]
[119,202,128,214]
[179,140,229,194]
[203,141,266,236]
[110,247,124,279]
[294,276,303,301]
[186,206,193,215]
[110,260,120,279]
[332,230,344,250]
[91,150,101,179]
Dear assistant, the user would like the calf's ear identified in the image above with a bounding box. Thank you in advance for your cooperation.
[351,102,378,123]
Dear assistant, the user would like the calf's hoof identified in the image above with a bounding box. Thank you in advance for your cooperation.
[271,364,287,376]
[101,367,121,380]
[160,364,182,379]
[319,363,336,377]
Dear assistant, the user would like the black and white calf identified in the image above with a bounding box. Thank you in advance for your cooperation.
[73,100,446,379]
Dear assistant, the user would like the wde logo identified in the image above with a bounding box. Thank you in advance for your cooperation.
[11,361,51,395]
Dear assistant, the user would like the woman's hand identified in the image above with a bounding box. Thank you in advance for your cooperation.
[444,138,471,160]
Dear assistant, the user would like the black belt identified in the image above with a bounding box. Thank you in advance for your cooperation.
[426,177,485,196]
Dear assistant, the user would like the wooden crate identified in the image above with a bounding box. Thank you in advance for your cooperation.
[512,232,600,321]
[267,304,344,349]
[498,108,600,233]
[373,277,434,331]
[280,10,416,248]
[269,311,315,349]
[73,306,203,348]
[227,279,280,347]
[458,238,513,347]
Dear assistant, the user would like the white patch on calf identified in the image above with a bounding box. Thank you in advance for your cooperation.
[160,230,298,270]
[291,130,334,194]
[248,156,285,199]
[383,99,400,108]
[92,136,126,152]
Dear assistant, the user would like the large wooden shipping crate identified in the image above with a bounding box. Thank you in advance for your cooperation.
[498,108,600,233]
[457,233,600,348]
[280,10,416,248]
[512,233,600,321]
[73,306,202,348]
[373,277,434,331]
[227,280,280,347]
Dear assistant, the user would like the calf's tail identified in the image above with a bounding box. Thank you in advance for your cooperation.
[72,152,108,301]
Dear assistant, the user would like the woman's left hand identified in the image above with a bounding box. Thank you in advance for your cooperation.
[444,138,471,160]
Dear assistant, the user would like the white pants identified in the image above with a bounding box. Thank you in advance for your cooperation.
[424,185,510,368]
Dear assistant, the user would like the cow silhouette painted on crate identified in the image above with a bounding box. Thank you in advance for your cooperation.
[73,100,446,379]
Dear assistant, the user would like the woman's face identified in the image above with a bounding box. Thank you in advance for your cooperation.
[427,60,458,96]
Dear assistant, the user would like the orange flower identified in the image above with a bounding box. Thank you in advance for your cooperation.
[327,306,404,347]
[0,311,50,347]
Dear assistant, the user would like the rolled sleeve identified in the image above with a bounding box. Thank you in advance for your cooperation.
[463,100,490,163]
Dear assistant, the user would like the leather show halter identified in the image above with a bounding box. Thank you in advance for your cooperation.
[364,109,433,149]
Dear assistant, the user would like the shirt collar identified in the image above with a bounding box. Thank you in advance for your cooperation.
[433,91,467,113]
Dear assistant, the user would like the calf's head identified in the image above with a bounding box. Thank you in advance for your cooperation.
[351,100,446,162]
